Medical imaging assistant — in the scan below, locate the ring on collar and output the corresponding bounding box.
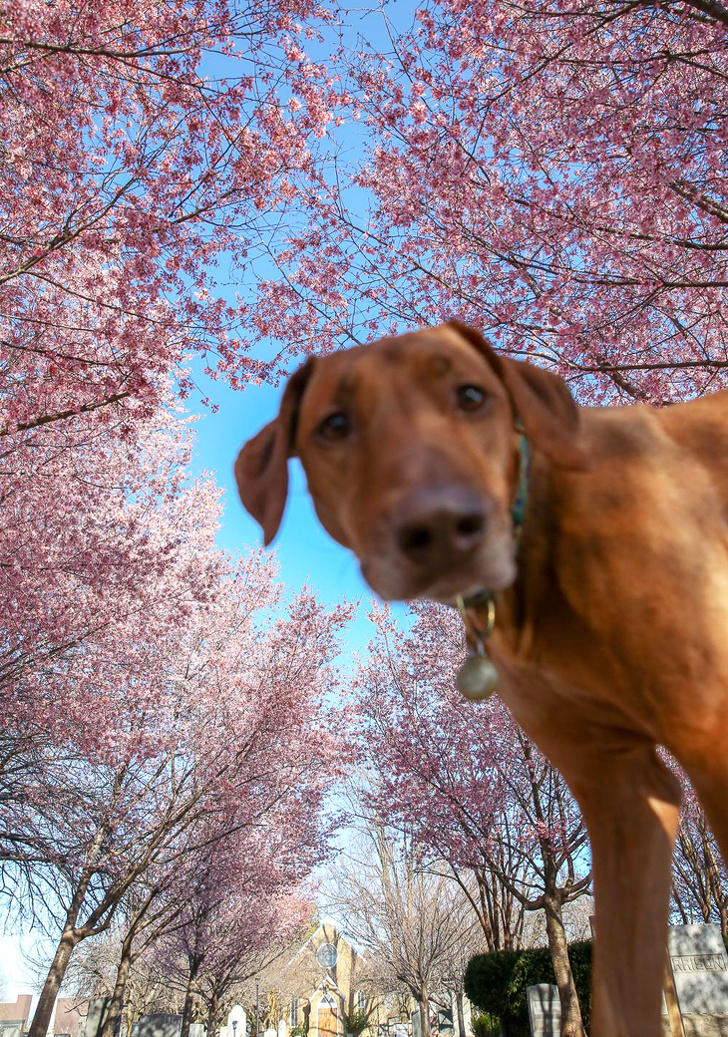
[456,592,495,654]
[453,430,531,701]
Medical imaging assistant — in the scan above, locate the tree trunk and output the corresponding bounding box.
[455,988,466,1037]
[29,815,115,1037]
[100,933,134,1037]
[206,990,220,1037]
[28,928,79,1037]
[543,896,585,1037]
[417,996,431,1037]
[180,968,199,1037]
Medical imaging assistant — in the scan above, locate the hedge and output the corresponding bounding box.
[464,942,593,1037]
[466,931,728,1036]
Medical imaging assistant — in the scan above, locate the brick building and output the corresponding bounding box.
[0,996,87,1037]
[0,996,32,1037]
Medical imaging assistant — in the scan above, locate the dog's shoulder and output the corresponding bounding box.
[656,389,728,474]
[578,390,728,465]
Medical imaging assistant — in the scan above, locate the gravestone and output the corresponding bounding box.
[668,923,728,1019]
[222,1005,246,1037]
[85,1000,111,1037]
[190,1026,206,1037]
[0,1025,21,1037]
[135,1014,183,1037]
[436,1008,453,1037]
[410,1010,421,1037]
[527,985,561,1037]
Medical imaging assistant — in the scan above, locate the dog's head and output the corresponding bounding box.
[235,322,586,603]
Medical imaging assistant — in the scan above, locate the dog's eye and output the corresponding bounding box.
[456,385,487,412]
[317,411,350,440]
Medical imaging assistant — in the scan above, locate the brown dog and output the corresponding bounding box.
[235,321,728,1037]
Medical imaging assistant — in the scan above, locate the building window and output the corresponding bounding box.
[316,944,338,969]
[290,999,299,1028]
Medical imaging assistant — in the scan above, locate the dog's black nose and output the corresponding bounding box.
[394,488,485,565]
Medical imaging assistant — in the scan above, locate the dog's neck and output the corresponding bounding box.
[509,428,532,543]
[458,430,532,640]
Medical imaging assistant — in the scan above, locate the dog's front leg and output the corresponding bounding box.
[563,739,681,1037]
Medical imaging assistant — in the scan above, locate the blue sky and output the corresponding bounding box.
[184,1,421,653]
[188,362,384,655]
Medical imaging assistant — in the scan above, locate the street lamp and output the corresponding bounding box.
[256,980,260,1037]
[233,1021,238,1037]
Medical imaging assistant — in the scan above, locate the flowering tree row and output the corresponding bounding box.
[0,1,351,1024]
[255,0,728,405]
[1,413,349,1037]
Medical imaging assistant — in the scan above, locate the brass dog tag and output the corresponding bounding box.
[457,653,499,701]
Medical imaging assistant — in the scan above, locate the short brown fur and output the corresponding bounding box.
[235,322,728,1037]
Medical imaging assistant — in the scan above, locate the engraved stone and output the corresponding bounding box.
[527,985,561,1037]
[667,924,728,1017]
[135,1014,183,1037]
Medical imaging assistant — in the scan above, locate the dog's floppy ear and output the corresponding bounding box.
[449,320,588,469]
[234,359,315,545]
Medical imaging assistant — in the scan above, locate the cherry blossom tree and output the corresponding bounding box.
[256,0,728,406]
[1,7,347,1033]
[0,402,232,942]
[11,548,346,1037]
[157,832,314,1037]
[0,0,345,848]
[354,604,591,1037]
[0,406,224,766]
[66,868,314,1037]
[0,0,340,441]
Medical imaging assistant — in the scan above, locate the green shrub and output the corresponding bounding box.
[470,1011,499,1037]
[464,941,593,1036]
[344,1010,368,1037]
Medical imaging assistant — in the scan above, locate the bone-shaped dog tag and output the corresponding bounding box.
[457,653,499,701]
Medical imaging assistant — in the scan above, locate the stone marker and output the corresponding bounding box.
[85,1000,111,1037]
[135,1014,183,1037]
[222,1005,246,1037]
[527,985,561,1037]
[667,924,728,1017]
[229,1008,246,1028]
